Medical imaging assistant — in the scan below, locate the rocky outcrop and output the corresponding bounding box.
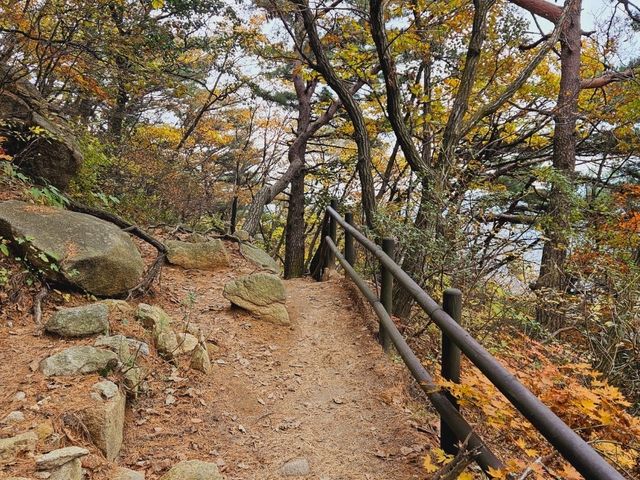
[45,303,109,337]
[166,239,229,270]
[40,346,119,377]
[80,380,125,461]
[0,66,83,189]
[223,273,290,325]
[0,201,144,296]
[240,243,280,274]
[160,460,223,480]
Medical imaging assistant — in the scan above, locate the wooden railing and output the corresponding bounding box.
[313,200,625,480]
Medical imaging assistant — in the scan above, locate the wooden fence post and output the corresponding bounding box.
[326,198,338,270]
[380,237,394,353]
[344,212,355,266]
[441,288,462,455]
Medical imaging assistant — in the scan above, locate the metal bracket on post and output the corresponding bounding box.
[344,212,355,266]
[380,237,394,353]
[441,288,462,455]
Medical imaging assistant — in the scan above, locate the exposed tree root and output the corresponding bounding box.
[32,283,48,324]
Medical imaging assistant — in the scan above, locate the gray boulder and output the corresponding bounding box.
[160,460,223,480]
[0,65,83,189]
[40,346,119,377]
[45,303,109,337]
[166,239,229,270]
[240,243,280,274]
[0,201,144,296]
[223,273,290,325]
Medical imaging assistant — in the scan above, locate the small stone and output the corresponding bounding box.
[154,326,178,358]
[44,303,109,337]
[3,411,25,424]
[101,299,135,322]
[234,230,250,241]
[35,420,55,440]
[175,332,198,355]
[159,460,223,480]
[36,446,89,470]
[113,466,145,480]
[136,304,172,330]
[14,391,26,401]
[190,344,211,373]
[165,394,176,406]
[280,457,311,476]
[0,431,38,465]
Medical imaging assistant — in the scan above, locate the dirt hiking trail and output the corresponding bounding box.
[1,245,432,479]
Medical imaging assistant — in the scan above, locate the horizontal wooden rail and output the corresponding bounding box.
[324,206,625,480]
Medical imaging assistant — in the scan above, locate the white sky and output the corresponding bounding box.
[531,0,639,64]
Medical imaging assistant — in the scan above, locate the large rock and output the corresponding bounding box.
[0,65,83,189]
[40,346,119,377]
[240,243,280,274]
[223,273,290,325]
[0,431,37,465]
[160,460,223,480]
[166,239,229,270]
[0,201,144,296]
[45,303,109,337]
[80,380,125,461]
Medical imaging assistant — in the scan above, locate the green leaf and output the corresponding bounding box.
[37,252,50,263]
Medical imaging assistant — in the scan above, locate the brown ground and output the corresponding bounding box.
[1,241,434,479]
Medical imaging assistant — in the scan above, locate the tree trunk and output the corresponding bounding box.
[295,0,376,228]
[535,0,582,328]
[284,168,306,278]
